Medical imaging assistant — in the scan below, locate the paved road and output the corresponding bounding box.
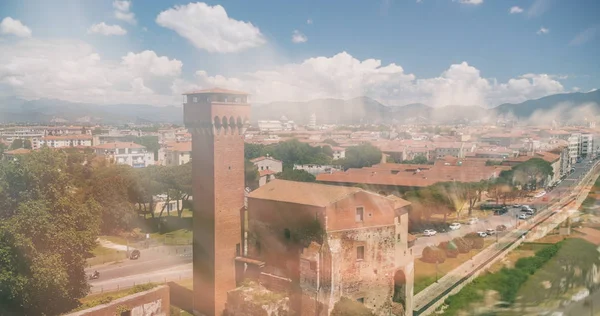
[412,158,596,256]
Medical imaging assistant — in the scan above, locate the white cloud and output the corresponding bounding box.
[570,27,598,46]
[181,52,564,107]
[456,0,483,5]
[156,2,266,53]
[121,50,182,77]
[306,19,313,25]
[292,30,307,43]
[0,41,567,108]
[0,39,181,105]
[527,0,549,18]
[537,27,549,35]
[0,17,32,37]
[113,0,136,25]
[572,87,580,92]
[87,22,127,36]
[509,6,523,14]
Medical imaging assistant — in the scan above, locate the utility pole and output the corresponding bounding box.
[435,260,439,283]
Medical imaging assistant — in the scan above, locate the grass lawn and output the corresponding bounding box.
[73,284,158,312]
[150,228,192,245]
[414,239,494,295]
[173,278,193,290]
[488,246,535,273]
[87,245,126,267]
[100,235,128,245]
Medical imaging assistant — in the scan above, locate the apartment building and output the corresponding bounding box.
[161,142,191,166]
[35,134,93,149]
[94,142,154,168]
[581,133,594,157]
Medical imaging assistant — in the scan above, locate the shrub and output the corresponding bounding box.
[453,237,472,254]
[422,246,446,263]
[438,241,459,258]
[464,233,484,249]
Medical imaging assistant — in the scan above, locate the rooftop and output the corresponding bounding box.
[94,142,145,150]
[165,141,192,152]
[183,87,248,95]
[248,179,362,207]
[3,148,32,155]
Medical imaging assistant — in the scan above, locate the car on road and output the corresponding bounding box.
[449,222,461,230]
[423,229,437,236]
[486,228,496,235]
[467,218,479,225]
[496,224,507,231]
[518,213,530,220]
[513,204,521,208]
[493,208,508,215]
[477,231,488,237]
[129,249,140,260]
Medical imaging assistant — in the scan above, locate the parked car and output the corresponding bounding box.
[477,231,488,237]
[518,213,530,220]
[496,224,507,231]
[521,209,535,216]
[467,218,479,225]
[486,228,496,235]
[493,208,508,215]
[513,204,521,208]
[449,222,461,230]
[534,191,547,198]
[423,229,437,236]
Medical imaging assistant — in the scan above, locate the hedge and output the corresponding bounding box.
[453,237,472,254]
[464,233,484,249]
[438,241,459,258]
[422,246,447,263]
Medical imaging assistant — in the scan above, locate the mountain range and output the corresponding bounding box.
[0,89,598,125]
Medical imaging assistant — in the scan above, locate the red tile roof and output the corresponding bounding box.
[94,142,145,150]
[42,135,92,140]
[165,141,191,152]
[4,148,31,155]
[250,156,282,163]
[259,170,277,176]
[183,87,248,95]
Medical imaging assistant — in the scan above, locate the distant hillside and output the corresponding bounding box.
[494,89,600,118]
[254,97,489,124]
[1,89,598,125]
[0,97,182,124]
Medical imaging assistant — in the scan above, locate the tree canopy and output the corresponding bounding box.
[0,149,100,315]
[244,139,333,168]
[275,169,316,182]
[338,143,382,170]
[9,138,32,150]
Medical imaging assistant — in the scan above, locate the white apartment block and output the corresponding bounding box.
[568,133,581,164]
[94,142,154,168]
[35,135,93,149]
[581,134,594,157]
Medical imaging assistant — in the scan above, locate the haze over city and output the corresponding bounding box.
[1,1,600,316]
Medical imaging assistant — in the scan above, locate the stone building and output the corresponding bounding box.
[240,179,414,316]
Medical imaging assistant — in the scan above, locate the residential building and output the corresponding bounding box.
[581,133,594,157]
[258,120,284,132]
[36,134,93,149]
[568,133,581,164]
[162,142,192,166]
[332,146,346,160]
[94,142,154,168]
[251,155,283,187]
[242,179,414,316]
[294,164,342,176]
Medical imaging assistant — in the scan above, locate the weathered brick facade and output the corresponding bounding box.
[183,89,250,316]
[242,180,414,316]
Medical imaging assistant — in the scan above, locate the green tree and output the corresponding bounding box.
[339,143,382,170]
[512,158,554,187]
[275,169,316,182]
[400,155,429,164]
[244,143,266,160]
[9,138,32,150]
[0,149,100,315]
[322,138,339,146]
[245,159,260,190]
[0,142,6,154]
[122,135,160,160]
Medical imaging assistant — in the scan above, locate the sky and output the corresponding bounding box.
[0,0,598,108]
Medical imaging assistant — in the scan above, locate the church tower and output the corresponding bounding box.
[183,88,250,316]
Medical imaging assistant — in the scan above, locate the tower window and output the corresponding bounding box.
[355,207,364,222]
[357,246,365,260]
[357,298,364,304]
[284,228,291,240]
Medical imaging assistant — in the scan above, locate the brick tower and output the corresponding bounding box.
[183,88,250,316]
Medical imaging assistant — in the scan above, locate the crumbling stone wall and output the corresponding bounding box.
[65,285,169,316]
[225,282,290,316]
